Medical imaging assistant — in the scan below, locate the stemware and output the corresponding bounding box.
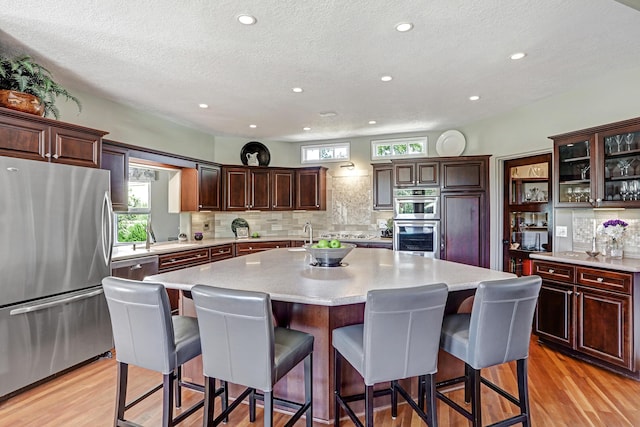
[566,187,573,202]
[579,165,590,180]
[615,134,624,152]
[625,133,635,151]
[585,140,590,157]
[620,181,629,201]
[618,159,633,176]
[606,137,614,154]
[629,180,638,201]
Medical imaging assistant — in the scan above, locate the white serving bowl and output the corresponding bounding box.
[303,243,356,267]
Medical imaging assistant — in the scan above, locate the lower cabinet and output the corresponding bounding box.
[533,260,635,373]
[235,240,291,256]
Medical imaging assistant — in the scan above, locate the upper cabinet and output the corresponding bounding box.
[440,158,486,191]
[101,142,129,211]
[295,167,326,210]
[271,168,295,210]
[223,166,271,211]
[181,164,221,211]
[393,160,439,187]
[551,116,640,208]
[0,107,106,168]
[372,163,393,210]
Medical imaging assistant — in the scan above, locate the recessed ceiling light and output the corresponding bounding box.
[395,22,413,32]
[303,127,311,131]
[368,120,377,125]
[469,95,480,101]
[319,111,337,118]
[249,124,257,128]
[292,87,304,93]
[380,75,393,82]
[510,52,526,60]
[237,14,257,25]
[198,103,209,109]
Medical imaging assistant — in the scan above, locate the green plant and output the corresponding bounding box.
[0,54,81,119]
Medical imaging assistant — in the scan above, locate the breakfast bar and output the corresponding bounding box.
[146,247,516,422]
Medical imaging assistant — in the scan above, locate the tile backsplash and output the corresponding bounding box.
[564,209,640,258]
[188,172,393,241]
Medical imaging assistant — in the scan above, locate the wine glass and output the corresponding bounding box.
[626,133,634,151]
[566,187,573,202]
[615,134,624,152]
[585,140,590,156]
[618,159,633,176]
[620,181,629,201]
[579,165,590,180]
[606,137,614,154]
[630,180,638,201]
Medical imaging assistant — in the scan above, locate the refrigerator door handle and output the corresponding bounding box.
[9,288,104,316]
[102,191,114,267]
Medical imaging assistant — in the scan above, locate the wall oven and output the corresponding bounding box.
[393,188,440,257]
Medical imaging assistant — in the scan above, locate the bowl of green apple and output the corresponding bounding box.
[303,239,356,267]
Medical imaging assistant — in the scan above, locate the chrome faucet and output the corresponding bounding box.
[303,221,313,246]
[145,217,156,250]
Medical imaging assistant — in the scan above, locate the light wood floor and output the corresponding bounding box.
[1,339,640,426]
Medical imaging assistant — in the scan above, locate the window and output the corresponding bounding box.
[115,181,151,244]
[301,142,350,164]
[371,137,427,160]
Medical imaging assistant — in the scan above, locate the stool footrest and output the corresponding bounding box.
[124,383,163,411]
[480,377,520,407]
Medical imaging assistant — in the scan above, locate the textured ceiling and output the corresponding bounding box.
[1,1,640,142]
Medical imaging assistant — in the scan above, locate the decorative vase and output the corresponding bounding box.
[0,90,44,116]
[609,238,624,259]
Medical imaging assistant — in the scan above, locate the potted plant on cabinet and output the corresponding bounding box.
[0,54,81,119]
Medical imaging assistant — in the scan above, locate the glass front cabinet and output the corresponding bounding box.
[551,117,640,208]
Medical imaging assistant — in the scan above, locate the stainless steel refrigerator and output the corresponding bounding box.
[0,156,114,399]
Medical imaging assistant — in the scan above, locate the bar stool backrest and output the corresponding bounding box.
[102,277,176,374]
[363,283,448,385]
[191,285,275,391]
[467,275,542,369]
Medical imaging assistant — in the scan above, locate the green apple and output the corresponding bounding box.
[317,239,330,248]
[311,244,319,248]
[251,232,260,238]
[329,239,342,248]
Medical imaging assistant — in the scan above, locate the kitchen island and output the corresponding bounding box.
[146,247,515,422]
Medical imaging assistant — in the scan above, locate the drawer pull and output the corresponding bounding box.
[548,269,555,274]
[196,254,202,258]
[130,264,142,270]
[218,249,225,253]
[596,277,604,282]
[276,245,280,248]
[170,258,177,262]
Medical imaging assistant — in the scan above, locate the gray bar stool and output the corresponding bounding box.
[436,275,542,427]
[332,283,449,427]
[190,285,314,427]
[102,277,225,427]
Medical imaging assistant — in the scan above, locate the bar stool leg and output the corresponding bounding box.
[203,376,216,426]
[425,373,437,427]
[115,362,128,427]
[517,359,531,427]
[334,349,342,426]
[391,380,398,419]
[305,354,313,427]
[470,367,481,427]
[162,372,175,427]
[249,389,256,422]
[175,366,182,408]
[418,375,425,411]
[264,390,274,427]
[365,385,374,427]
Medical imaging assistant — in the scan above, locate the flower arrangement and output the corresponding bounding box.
[598,219,628,242]
[598,219,628,258]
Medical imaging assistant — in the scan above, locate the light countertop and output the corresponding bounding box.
[111,236,392,261]
[144,247,515,306]
[530,251,640,273]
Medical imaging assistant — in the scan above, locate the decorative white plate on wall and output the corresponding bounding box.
[436,130,466,157]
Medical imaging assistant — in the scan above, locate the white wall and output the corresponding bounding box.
[55,87,216,161]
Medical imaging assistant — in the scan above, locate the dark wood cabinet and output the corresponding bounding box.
[551,116,640,208]
[533,260,636,374]
[180,164,222,211]
[158,248,211,272]
[372,163,393,210]
[209,243,234,262]
[295,167,327,210]
[0,107,106,167]
[440,158,486,191]
[441,191,488,267]
[271,168,295,210]
[101,143,129,211]
[223,166,271,211]
[393,160,438,187]
[235,240,291,256]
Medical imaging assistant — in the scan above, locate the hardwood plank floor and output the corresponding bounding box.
[1,339,639,426]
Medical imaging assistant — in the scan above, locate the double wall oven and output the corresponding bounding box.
[393,188,440,257]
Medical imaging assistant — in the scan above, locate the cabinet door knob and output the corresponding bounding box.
[44,152,52,158]
[575,292,581,296]
[199,204,203,208]
[52,154,59,159]
[567,290,573,295]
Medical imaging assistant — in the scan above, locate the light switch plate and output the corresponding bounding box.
[203,222,210,231]
[377,220,387,229]
[555,226,568,237]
